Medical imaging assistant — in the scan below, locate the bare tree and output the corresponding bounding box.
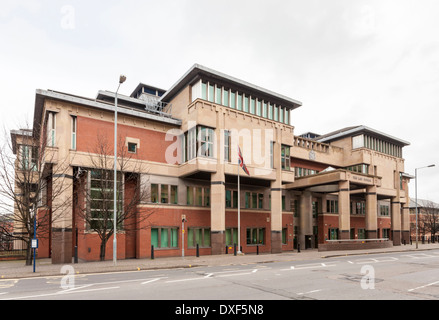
[74,133,152,261]
[419,200,439,241]
[0,121,72,265]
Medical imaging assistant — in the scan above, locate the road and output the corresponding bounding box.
[1,250,438,301]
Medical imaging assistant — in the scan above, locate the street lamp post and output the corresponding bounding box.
[113,75,126,266]
[415,164,435,249]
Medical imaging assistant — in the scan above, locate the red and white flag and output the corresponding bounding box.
[238,146,250,176]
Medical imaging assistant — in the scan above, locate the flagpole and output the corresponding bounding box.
[237,152,241,254]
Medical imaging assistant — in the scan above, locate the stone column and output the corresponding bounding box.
[391,197,402,246]
[210,173,225,255]
[299,191,313,249]
[338,180,350,240]
[365,185,378,239]
[270,129,282,253]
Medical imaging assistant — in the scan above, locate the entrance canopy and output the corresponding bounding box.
[284,169,381,192]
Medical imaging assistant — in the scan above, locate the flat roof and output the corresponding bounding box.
[160,64,303,110]
[32,89,182,137]
[316,125,410,147]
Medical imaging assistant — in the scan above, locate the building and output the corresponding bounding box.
[11,64,413,264]
[409,199,439,242]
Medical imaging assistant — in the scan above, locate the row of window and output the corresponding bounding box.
[192,80,292,125]
[327,228,391,240]
[352,134,403,158]
[151,227,267,249]
[294,167,319,178]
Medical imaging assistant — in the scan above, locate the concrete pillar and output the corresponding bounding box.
[401,203,410,244]
[50,107,74,264]
[299,191,313,249]
[391,197,401,246]
[338,180,350,240]
[210,172,225,255]
[365,185,378,239]
[270,129,282,253]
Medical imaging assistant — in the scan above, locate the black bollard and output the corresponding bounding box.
[298,243,301,253]
[234,243,237,256]
[151,245,154,260]
[256,245,259,255]
[225,245,228,254]
[196,244,200,257]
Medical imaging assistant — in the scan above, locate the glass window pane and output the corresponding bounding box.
[223,90,229,107]
[230,92,236,109]
[225,190,232,208]
[170,185,178,204]
[204,187,210,207]
[268,104,273,120]
[225,229,231,246]
[256,101,261,116]
[187,187,193,205]
[151,184,158,203]
[201,82,207,100]
[188,228,193,247]
[244,96,249,112]
[252,193,257,209]
[263,103,267,118]
[196,187,203,206]
[259,228,265,244]
[161,184,169,204]
[171,228,178,248]
[208,84,214,102]
[274,106,278,121]
[151,229,159,248]
[216,86,222,104]
[250,98,255,114]
[237,94,242,110]
[161,228,168,248]
[233,191,238,208]
[204,229,210,247]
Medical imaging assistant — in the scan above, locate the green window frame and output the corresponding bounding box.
[151,227,179,249]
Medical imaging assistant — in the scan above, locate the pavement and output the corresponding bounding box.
[1,243,439,280]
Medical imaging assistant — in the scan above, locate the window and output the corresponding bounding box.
[151,227,178,249]
[201,82,207,100]
[198,126,214,158]
[224,130,231,162]
[268,104,273,120]
[243,192,263,209]
[380,205,390,216]
[354,201,366,215]
[285,109,290,125]
[223,89,229,107]
[312,201,318,218]
[225,190,232,208]
[246,228,265,245]
[279,107,284,123]
[89,170,123,230]
[282,228,288,245]
[250,98,255,114]
[71,116,77,150]
[274,105,278,121]
[170,185,178,204]
[127,142,137,154]
[256,101,262,116]
[243,96,249,112]
[327,200,339,213]
[237,93,243,111]
[188,228,211,247]
[328,228,338,240]
[187,186,210,207]
[263,103,267,118]
[270,141,274,169]
[186,127,196,161]
[208,84,214,102]
[226,228,238,246]
[161,184,169,204]
[47,112,56,147]
[281,145,291,170]
[151,184,159,203]
[358,229,366,240]
[19,145,38,171]
[230,91,236,109]
[215,85,222,104]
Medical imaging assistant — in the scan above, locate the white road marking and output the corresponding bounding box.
[297,289,323,295]
[408,280,439,292]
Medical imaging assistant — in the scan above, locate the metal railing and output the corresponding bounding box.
[0,238,28,257]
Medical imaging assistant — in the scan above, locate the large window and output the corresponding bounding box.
[151,227,178,249]
[185,126,215,161]
[89,170,123,230]
[281,145,291,170]
[188,228,211,248]
[187,186,210,207]
[151,184,178,204]
[47,112,56,147]
[326,200,339,213]
[71,116,77,150]
[225,228,238,246]
[246,228,265,245]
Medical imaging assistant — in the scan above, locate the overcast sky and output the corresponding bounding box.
[1,0,438,203]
